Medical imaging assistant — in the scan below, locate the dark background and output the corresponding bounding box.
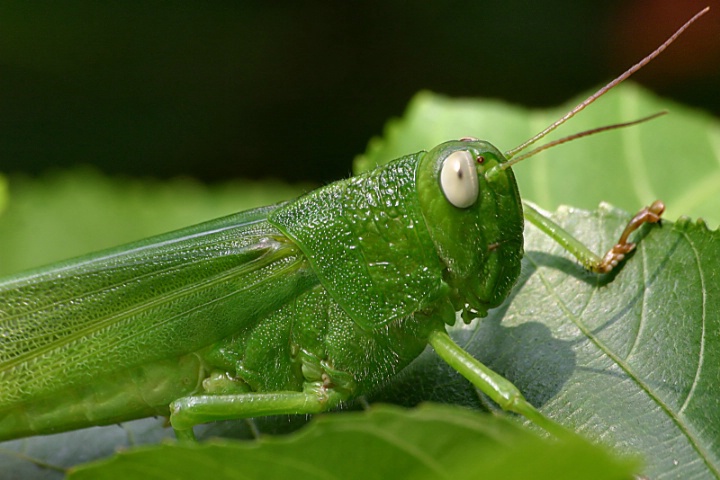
[1,0,718,184]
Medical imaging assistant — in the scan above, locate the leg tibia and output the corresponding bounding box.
[170,382,346,438]
[428,329,571,438]
[522,200,663,274]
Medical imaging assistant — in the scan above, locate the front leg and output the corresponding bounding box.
[522,200,664,274]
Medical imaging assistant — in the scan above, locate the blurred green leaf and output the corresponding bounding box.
[1,85,719,479]
[67,404,637,480]
[0,174,7,215]
[0,169,308,276]
[356,84,720,228]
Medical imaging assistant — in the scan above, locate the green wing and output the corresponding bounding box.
[0,203,318,410]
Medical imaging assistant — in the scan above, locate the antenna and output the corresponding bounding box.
[499,112,667,171]
[503,7,709,161]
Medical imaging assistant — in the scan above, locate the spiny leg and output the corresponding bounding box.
[522,200,664,274]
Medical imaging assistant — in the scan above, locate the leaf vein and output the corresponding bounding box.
[529,223,718,478]
[336,425,450,479]
[626,235,649,360]
[678,231,706,416]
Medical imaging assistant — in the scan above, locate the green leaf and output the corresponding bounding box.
[0,174,8,215]
[355,84,720,228]
[0,169,308,276]
[359,85,720,478]
[373,204,720,479]
[1,85,719,479]
[66,404,637,480]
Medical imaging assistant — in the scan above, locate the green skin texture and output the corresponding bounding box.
[0,139,532,441]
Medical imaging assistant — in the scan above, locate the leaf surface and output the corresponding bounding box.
[356,84,720,228]
[358,85,720,479]
[0,169,308,276]
[372,204,720,479]
[0,85,718,479]
[67,405,637,480]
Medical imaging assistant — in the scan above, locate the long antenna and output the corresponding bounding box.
[499,112,666,171]
[503,7,709,160]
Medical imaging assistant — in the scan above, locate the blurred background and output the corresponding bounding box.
[1,0,718,184]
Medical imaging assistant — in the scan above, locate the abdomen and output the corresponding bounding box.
[0,353,203,440]
[0,207,318,440]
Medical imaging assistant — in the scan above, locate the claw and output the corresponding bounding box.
[596,200,664,273]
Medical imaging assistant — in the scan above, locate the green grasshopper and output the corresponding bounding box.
[0,8,707,443]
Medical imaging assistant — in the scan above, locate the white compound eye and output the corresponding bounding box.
[440,150,478,208]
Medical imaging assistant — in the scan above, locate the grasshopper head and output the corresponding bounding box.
[416,139,524,321]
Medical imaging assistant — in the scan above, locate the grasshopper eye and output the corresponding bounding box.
[440,150,479,208]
